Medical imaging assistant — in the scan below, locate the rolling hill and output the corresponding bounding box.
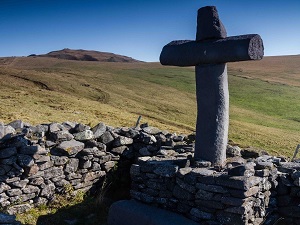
[0,52,299,157]
[29,48,141,63]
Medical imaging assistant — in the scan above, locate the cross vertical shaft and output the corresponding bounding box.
[194,6,229,165]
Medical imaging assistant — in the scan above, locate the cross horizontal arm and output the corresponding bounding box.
[160,34,264,67]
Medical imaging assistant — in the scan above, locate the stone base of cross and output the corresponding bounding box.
[160,6,264,166]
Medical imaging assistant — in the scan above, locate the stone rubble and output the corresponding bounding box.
[1,120,300,225]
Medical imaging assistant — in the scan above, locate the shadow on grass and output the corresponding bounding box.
[36,196,109,225]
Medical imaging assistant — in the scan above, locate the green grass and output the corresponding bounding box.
[0,56,299,156]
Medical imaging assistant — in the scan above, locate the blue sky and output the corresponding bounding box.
[1,0,299,62]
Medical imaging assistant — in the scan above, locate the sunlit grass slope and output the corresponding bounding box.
[0,55,299,156]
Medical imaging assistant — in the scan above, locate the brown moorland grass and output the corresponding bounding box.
[0,55,299,157]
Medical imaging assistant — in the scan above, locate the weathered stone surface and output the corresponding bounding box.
[19,145,47,155]
[0,147,17,159]
[51,156,69,166]
[173,185,194,200]
[111,146,128,155]
[100,131,115,145]
[190,208,213,220]
[92,122,107,139]
[114,136,133,147]
[51,130,74,141]
[17,154,34,167]
[6,188,22,197]
[11,179,29,188]
[196,183,228,194]
[57,140,84,155]
[73,130,94,141]
[191,168,215,177]
[153,164,178,177]
[72,123,90,133]
[40,182,55,199]
[7,203,32,215]
[0,155,17,165]
[0,183,11,193]
[215,175,262,190]
[177,167,192,178]
[103,161,116,172]
[142,126,161,135]
[226,145,241,157]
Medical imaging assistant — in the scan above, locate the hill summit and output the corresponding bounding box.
[29,48,141,63]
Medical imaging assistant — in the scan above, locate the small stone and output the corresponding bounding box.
[177,167,192,178]
[228,165,255,177]
[157,149,177,156]
[72,123,90,133]
[49,123,64,133]
[102,161,116,172]
[92,122,106,139]
[17,154,34,167]
[62,121,77,130]
[9,120,25,130]
[226,145,241,157]
[111,146,128,155]
[190,208,213,220]
[79,160,92,169]
[40,182,55,199]
[190,168,215,177]
[29,177,44,186]
[22,185,40,194]
[113,136,133,146]
[142,126,161,135]
[11,179,29,188]
[153,163,178,177]
[57,140,84,155]
[194,159,212,168]
[73,130,94,141]
[99,131,114,145]
[51,156,69,166]
[196,183,228,194]
[7,203,32,215]
[51,130,74,141]
[140,132,157,144]
[0,147,17,159]
[0,183,11,194]
[6,188,22,197]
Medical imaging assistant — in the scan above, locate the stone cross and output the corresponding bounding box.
[160,6,264,165]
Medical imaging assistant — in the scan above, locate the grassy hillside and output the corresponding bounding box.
[0,55,299,157]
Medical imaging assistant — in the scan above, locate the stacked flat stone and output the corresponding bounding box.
[0,120,188,215]
[276,161,300,225]
[130,150,279,225]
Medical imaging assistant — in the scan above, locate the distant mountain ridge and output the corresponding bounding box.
[29,48,142,63]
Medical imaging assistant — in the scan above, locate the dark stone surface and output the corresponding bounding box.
[196,6,227,41]
[194,63,228,165]
[108,200,199,225]
[160,34,264,66]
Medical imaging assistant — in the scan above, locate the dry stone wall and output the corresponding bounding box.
[1,120,300,225]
